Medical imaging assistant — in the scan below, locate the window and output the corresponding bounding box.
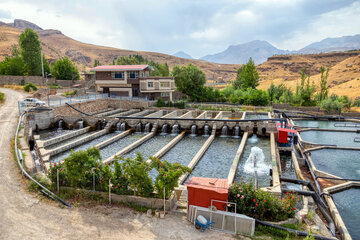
[147,82,154,88]
[140,71,144,78]
[160,82,170,88]
[114,72,123,79]
[161,92,170,97]
[128,71,138,79]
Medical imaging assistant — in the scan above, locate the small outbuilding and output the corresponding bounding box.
[186,177,228,212]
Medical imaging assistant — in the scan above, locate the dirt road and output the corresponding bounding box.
[0,88,235,240]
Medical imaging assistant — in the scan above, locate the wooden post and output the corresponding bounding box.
[108,179,112,204]
[57,169,59,193]
[163,187,166,215]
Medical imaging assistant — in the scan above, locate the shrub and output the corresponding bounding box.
[155,97,165,107]
[20,79,26,86]
[320,98,343,113]
[0,92,4,102]
[150,157,191,198]
[61,90,77,96]
[23,82,37,92]
[228,180,297,221]
[49,83,61,89]
[118,153,154,197]
[353,99,360,107]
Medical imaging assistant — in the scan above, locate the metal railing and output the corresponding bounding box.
[109,94,149,102]
[47,93,109,106]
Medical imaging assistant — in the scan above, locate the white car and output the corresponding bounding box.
[23,98,46,107]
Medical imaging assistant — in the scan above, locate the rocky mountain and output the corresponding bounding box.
[201,40,288,65]
[172,51,193,59]
[298,34,360,54]
[0,19,43,31]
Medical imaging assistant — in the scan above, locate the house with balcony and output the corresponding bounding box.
[92,65,175,101]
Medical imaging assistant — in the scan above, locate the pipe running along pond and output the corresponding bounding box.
[15,112,71,207]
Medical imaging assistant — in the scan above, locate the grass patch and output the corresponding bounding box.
[306,209,315,221]
[253,223,302,240]
[121,201,150,213]
[0,91,5,102]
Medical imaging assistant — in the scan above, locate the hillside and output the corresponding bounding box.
[0,25,239,82]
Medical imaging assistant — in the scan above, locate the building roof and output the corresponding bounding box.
[186,177,228,194]
[91,65,153,72]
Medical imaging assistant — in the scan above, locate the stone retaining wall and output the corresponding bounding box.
[0,75,56,86]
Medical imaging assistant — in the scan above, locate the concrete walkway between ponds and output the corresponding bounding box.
[178,124,217,185]
[108,109,140,118]
[36,126,91,148]
[151,130,186,160]
[41,129,108,158]
[95,129,133,149]
[227,132,248,185]
[103,125,158,165]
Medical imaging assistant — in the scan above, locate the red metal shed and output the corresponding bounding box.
[186,177,228,211]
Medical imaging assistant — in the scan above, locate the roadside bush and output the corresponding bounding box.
[155,97,165,107]
[174,100,185,109]
[0,92,4,102]
[23,82,38,92]
[150,157,191,198]
[61,90,77,96]
[228,180,297,221]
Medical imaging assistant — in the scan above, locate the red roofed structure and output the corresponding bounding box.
[186,177,229,212]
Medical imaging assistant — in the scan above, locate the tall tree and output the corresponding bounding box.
[233,57,259,90]
[93,59,100,67]
[18,28,42,76]
[171,64,206,98]
[319,66,329,102]
[51,57,80,80]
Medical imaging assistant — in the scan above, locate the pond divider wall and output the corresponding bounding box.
[95,129,133,149]
[96,108,125,117]
[227,132,249,185]
[108,109,140,118]
[37,126,91,148]
[103,124,158,165]
[40,129,108,157]
[151,130,187,160]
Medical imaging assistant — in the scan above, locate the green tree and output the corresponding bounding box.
[233,58,259,90]
[171,64,206,99]
[319,66,329,102]
[93,59,100,67]
[18,28,42,76]
[51,57,80,80]
[0,56,25,75]
[297,69,316,106]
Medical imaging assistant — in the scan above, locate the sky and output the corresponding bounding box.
[0,0,359,58]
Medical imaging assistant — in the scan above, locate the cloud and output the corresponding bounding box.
[0,0,359,58]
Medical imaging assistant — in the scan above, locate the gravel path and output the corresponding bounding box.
[0,88,236,240]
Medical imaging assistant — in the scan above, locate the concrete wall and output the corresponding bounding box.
[53,99,109,116]
[0,75,55,86]
[108,99,149,109]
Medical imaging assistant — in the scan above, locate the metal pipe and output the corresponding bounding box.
[65,103,92,116]
[316,175,360,182]
[15,112,71,207]
[255,219,336,240]
[281,188,335,236]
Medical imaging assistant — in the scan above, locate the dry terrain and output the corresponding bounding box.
[1,25,359,98]
[0,88,236,240]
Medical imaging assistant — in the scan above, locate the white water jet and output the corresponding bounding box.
[244,146,270,176]
[248,134,259,144]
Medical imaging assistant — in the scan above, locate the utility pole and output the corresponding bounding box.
[41,52,44,78]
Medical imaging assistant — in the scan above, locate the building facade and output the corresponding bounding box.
[92,65,175,101]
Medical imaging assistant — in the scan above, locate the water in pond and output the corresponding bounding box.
[300,131,360,147]
[245,113,269,120]
[37,129,73,141]
[294,120,360,130]
[100,133,145,160]
[45,131,94,150]
[123,134,174,160]
[50,132,119,162]
[234,136,271,187]
[332,188,360,239]
[280,154,302,190]
[162,135,208,166]
[186,137,240,182]
[309,149,360,179]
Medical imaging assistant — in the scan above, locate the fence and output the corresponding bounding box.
[47,93,109,107]
[109,94,149,102]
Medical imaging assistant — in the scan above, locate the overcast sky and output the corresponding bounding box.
[0,0,359,58]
